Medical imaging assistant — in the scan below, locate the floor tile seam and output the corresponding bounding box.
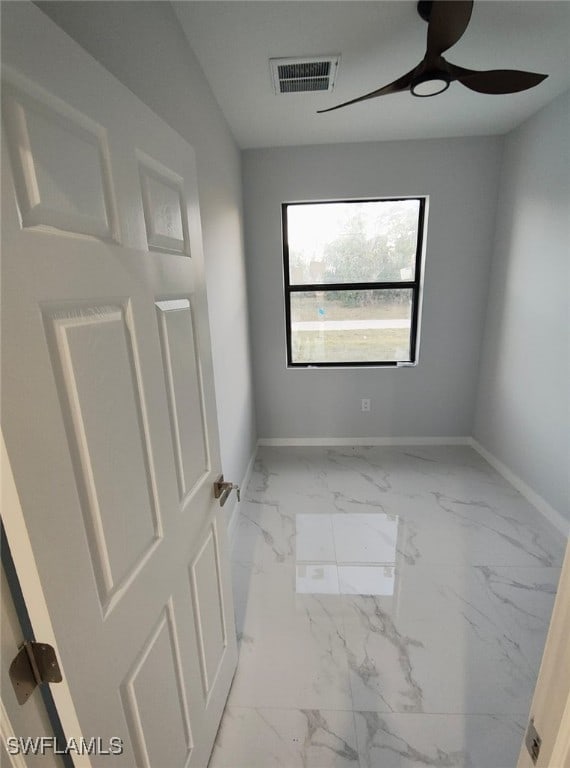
[250,561,565,570]
[232,556,295,574]
[352,708,529,716]
[222,704,529,716]
[338,607,359,719]
[390,559,560,566]
[397,561,563,567]
[220,704,361,713]
[397,563,562,569]
[350,708,365,768]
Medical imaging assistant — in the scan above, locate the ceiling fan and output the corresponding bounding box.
[318,0,547,113]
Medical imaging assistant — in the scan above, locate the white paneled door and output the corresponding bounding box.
[1,4,237,767]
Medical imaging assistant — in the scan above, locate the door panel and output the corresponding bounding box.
[155,299,209,503]
[1,4,237,767]
[42,302,163,615]
[2,81,118,240]
[121,603,194,768]
[138,156,189,255]
[190,522,229,701]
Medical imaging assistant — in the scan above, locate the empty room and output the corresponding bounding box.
[1,2,569,767]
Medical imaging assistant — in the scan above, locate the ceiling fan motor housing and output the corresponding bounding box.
[417,1,434,23]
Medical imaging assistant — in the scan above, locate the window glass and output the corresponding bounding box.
[283,198,425,367]
[287,199,420,285]
[290,289,413,364]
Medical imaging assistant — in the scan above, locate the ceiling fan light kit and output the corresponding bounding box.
[318,0,547,114]
[411,74,450,97]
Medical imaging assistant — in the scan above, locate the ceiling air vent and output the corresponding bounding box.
[270,56,340,94]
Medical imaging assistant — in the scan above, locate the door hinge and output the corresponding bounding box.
[213,475,240,507]
[9,641,62,705]
[525,717,542,765]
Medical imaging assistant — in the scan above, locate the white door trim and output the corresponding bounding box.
[517,540,570,767]
[549,690,570,767]
[0,698,27,768]
[1,431,92,768]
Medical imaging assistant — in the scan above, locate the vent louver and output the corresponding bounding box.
[270,56,340,94]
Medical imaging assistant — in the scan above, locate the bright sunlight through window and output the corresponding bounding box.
[282,198,426,367]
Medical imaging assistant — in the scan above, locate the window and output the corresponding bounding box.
[282,198,426,367]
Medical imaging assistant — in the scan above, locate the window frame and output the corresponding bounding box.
[282,197,427,368]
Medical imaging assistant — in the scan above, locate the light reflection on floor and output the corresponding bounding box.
[296,513,397,596]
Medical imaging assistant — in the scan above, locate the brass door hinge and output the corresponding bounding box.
[525,717,542,765]
[213,475,240,507]
[9,641,62,705]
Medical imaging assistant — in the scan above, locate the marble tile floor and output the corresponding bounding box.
[209,446,564,768]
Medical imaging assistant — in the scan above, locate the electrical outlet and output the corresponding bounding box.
[361,398,371,412]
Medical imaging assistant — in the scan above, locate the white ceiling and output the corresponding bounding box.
[172,1,570,149]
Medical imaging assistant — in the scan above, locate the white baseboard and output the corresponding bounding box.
[232,436,569,542]
[227,447,257,548]
[470,438,570,539]
[257,436,471,447]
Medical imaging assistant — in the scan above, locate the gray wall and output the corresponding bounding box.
[36,2,257,499]
[474,91,570,521]
[243,138,502,439]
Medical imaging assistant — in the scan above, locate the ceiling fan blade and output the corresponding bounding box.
[427,1,474,56]
[317,66,418,113]
[450,64,548,94]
